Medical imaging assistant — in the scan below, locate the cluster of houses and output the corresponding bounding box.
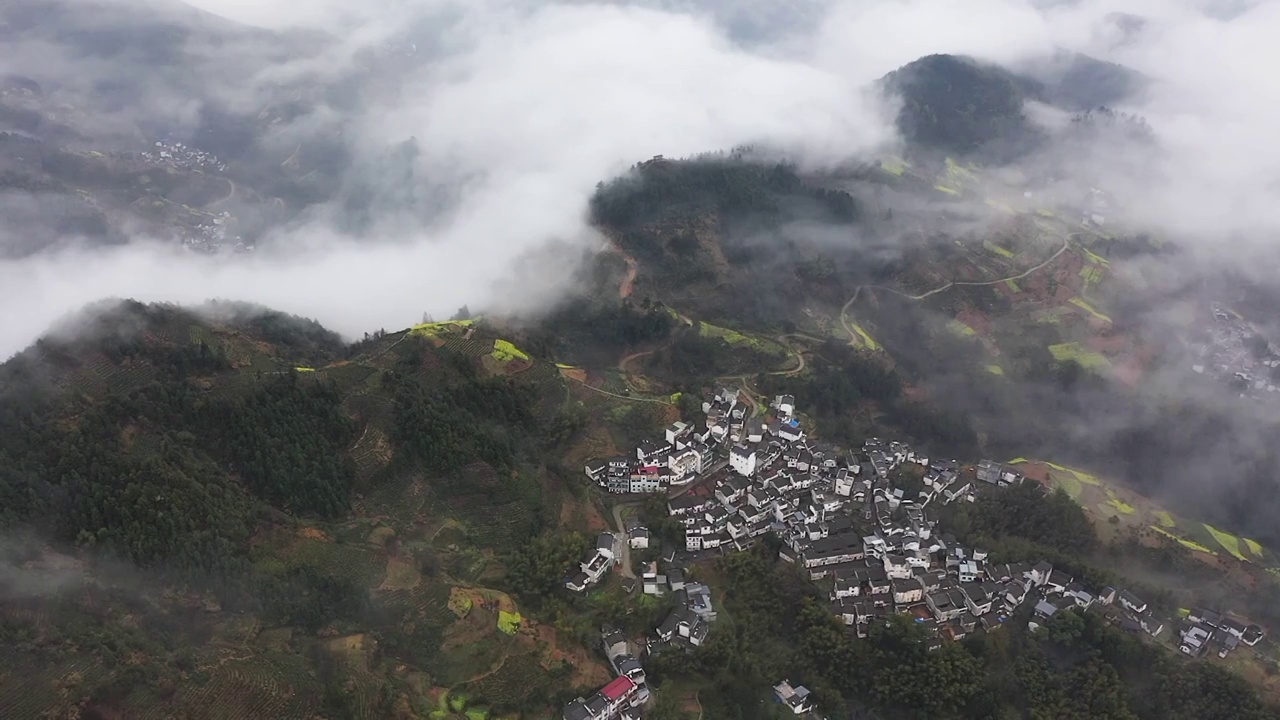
[649,575,716,652]
[1178,607,1266,659]
[568,387,1267,718]
[562,674,644,720]
[584,386,760,495]
[142,140,227,172]
[562,629,653,720]
[665,389,979,560]
[657,390,1197,647]
[1191,302,1280,401]
[560,626,652,720]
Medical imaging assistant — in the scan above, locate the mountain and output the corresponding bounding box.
[0,299,617,719]
[2,282,1277,719]
[882,54,1046,161]
[1023,51,1149,111]
[880,52,1146,162]
[0,0,416,256]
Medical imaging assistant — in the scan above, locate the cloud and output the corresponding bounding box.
[2,0,1280,360]
[0,0,896,358]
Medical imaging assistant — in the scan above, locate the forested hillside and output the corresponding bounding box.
[0,301,604,719]
[881,54,1043,161]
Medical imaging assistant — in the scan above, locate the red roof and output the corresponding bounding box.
[600,675,636,701]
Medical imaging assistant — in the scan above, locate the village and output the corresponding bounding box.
[565,385,1266,720]
[141,139,227,173]
[1191,302,1280,402]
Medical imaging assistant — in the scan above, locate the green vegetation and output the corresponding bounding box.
[1152,526,1215,554]
[213,374,356,516]
[944,156,980,184]
[1154,510,1176,528]
[947,319,977,336]
[1204,524,1248,561]
[880,156,908,175]
[1246,538,1266,557]
[0,300,596,719]
[849,321,881,351]
[1069,296,1113,323]
[410,319,475,339]
[985,364,1005,376]
[699,321,786,356]
[1082,246,1112,266]
[884,54,1041,159]
[1080,264,1106,288]
[762,339,977,456]
[590,152,858,229]
[1048,342,1110,370]
[491,339,530,363]
[1106,491,1137,515]
[497,611,521,635]
[1054,473,1085,500]
[526,299,676,366]
[983,239,1015,258]
[986,198,1016,215]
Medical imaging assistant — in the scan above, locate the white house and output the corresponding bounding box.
[665,421,691,445]
[773,395,796,418]
[730,444,758,477]
[668,448,703,479]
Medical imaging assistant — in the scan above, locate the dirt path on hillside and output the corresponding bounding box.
[603,237,639,299]
[620,348,658,376]
[567,376,674,405]
[206,177,235,209]
[840,234,1073,346]
[768,337,806,376]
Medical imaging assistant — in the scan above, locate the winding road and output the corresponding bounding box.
[207,176,235,209]
[840,233,1074,346]
[610,503,638,582]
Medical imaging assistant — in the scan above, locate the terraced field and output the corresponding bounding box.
[1068,297,1112,324]
[1152,526,1215,554]
[461,650,558,715]
[1013,459,1277,567]
[323,635,388,720]
[441,336,491,359]
[286,539,387,589]
[160,653,320,720]
[699,321,787,357]
[0,654,105,720]
[1048,342,1110,370]
[319,362,379,390]
[380,582,456,670]
[350,424,393,482]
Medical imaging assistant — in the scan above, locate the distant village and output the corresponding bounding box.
[1192,302,1280,401]
[567,384,1266,720]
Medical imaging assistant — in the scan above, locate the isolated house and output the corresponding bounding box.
[773,680,814,715]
